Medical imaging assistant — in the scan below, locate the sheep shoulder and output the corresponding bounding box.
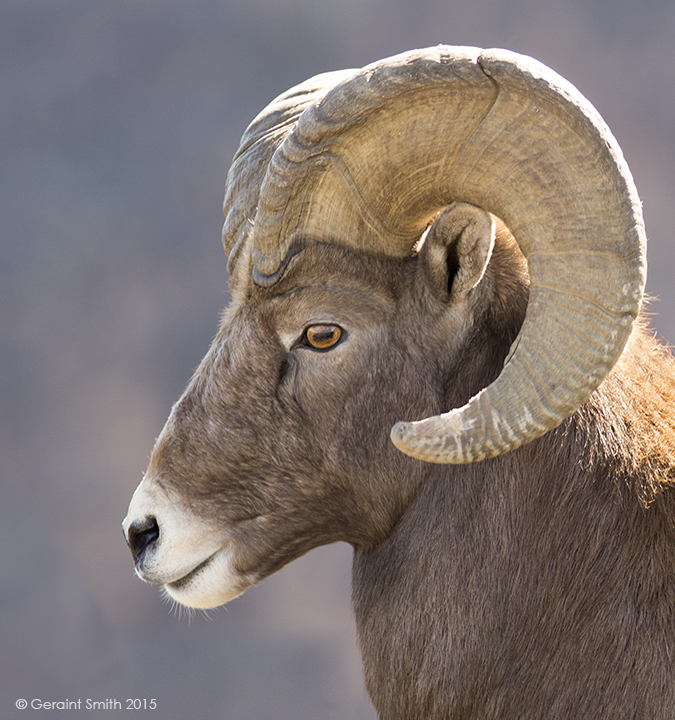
[353,322,675,720]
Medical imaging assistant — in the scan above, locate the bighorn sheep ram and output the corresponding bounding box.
[124,46,675,717]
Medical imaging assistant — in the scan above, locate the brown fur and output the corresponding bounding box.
[147,223,675,718]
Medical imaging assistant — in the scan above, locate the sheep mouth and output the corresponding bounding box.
[165,549,223,590]
[161,543,249,609]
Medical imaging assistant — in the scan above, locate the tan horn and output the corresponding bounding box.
[238,46,647,463]
[222,68,357,275]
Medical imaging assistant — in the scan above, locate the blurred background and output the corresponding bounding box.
[2,0,674,717]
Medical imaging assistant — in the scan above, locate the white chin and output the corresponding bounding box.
[162,546,251,609]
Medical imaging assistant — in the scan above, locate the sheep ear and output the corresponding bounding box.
[419,202,495,302]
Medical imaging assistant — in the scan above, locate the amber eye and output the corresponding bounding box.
[303,324,343,350]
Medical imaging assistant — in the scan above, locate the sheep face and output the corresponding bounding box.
[124,216,528,609]
[125,243,429,608]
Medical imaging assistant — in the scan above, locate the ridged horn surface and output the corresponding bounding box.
[234,46,647,463]
[222,69,356,275]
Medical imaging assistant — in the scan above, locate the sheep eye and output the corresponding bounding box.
[303,324,343,350]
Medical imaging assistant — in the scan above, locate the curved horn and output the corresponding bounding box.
[237,46,647,463]
[222,68,357,274]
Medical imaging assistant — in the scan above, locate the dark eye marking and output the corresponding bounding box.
[278,358,290,385]
[302,324,343,351]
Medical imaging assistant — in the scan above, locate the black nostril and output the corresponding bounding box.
[126,517,160,562]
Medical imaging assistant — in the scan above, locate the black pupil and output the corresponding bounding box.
[308,326,340,348]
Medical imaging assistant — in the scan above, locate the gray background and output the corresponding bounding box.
[2,0,675,717]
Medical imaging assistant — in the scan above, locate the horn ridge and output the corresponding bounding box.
[224,46,646,463]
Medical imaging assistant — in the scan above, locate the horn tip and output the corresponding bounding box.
[390,416,469,464]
